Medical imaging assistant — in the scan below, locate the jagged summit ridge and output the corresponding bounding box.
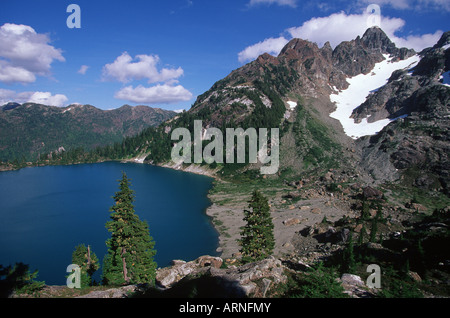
[189,27,422,133]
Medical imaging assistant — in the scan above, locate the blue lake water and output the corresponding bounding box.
[0,162,218,285]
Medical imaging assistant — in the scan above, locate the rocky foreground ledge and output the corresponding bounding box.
[13,255,376,298]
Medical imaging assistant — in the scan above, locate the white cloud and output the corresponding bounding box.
[0,61,36,83]
[390,31,443,51]
[114,84,193,104]
[0,23,64,84]
[102,52,184,84]
[238,11,443,63]
[248,0,297,7]
[27,92,68,107]
[77,65,89,75]
[104,52,192,105]
[287,12,442,51]
[238,37,289,63]
[0,88,68,107]
[287,12,409,48]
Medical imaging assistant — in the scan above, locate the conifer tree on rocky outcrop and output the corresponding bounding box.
[342,230,356,274]
[102,172,157,285]
[71,244,99,287]
[239,190,274,263]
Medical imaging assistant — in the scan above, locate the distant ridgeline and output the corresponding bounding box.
[0,103,176,162]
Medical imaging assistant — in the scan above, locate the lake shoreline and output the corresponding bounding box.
[123,158,243,260]
[1,156,239,262]
[0,161,219,285]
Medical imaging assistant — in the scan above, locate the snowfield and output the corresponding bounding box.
[287,101,297,109]
[329,54,421,139]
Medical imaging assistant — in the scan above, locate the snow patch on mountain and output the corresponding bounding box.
[329,54,421,139]
[287,101,297,109]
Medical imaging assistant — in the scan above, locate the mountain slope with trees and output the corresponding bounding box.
[0,103,176,162]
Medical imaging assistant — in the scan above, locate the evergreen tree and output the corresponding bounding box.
[370,218,378,243]
[361,198,370,221]
[342,230,356,273]
[71,244,99,287]
[376,204,384,222]
[358,225,366,246]
[0,263,45,297]
[239,190,274,263]
[102,172,157,286]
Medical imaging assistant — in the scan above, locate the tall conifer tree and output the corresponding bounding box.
[71,244,99,287]
[239,190,274,263]
[102,172,157,285]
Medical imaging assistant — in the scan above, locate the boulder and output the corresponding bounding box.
[363,186,384,200]
[283,218,301,226]
[284,192,301,199]
[322,171,334,181]
[354,223,363,233]
[156,261,198,288]
[405,202,427,212]
[339,274,375,298]
[311,208,321,214]
[156,255,223,288]
[340,274,365,287]
[340,228,350,242]
[364,186,383,199]
[299,225,315,237]
[207,257,287,297]
[408,271,422,283]
[197,255,223,268]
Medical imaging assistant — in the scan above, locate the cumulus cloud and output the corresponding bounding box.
[104,52,193,105]
[27,91,68,106]
[0,88,68,107]
[0,61,36,83]
[77,65,89,75]
[0,23,64,84]
[286,12,408,48]
[238,37,289,63]
[238,10,443,62]
[248,0,297,7]
[287,11,442,51]
[102,52,184,84]
[390,30,443,51]
[114,84,193,104]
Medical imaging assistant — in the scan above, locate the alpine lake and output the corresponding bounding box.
[0,161,219,285]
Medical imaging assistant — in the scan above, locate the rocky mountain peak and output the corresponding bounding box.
[1,102,20,111]
[279,38,321,62]
[256,52,280,66]
[434,30,450,49]
[320,41,333,62]
[361,26,396,53]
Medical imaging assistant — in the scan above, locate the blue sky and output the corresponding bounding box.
[0,0,448,111]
